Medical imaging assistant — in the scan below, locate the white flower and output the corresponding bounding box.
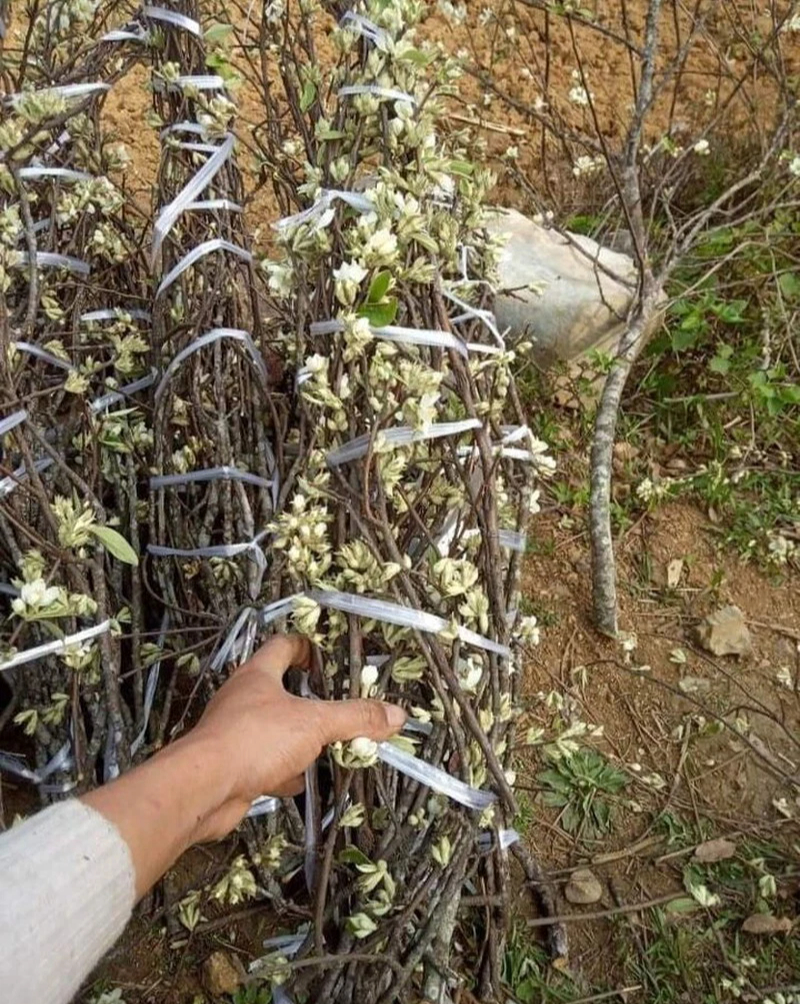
[360,663,379,697]
[437,0,466,24]
[350,736,377,759]
[20,578,61,609]
[333,260,368,306]
[503,146,519,161]
[693,138,711,156]
[782,13,800,31]
[788,155,800,178]
[572,155,604,178]
[528,490,541,515]
[458,656,483,693]
[363,228,398,267]
[517,614,540,646]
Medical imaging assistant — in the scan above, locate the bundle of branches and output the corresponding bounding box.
[245,3,549,1000]
[0,8,152,784]
[146,1,288,720]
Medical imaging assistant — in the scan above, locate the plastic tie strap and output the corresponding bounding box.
[0,620,111,673]
[339,11,387,45]
[377,741,496,810]
[141,4,202,35]
[160,75,226,92]
[307,589,510,658]
[499,529,527,552]
[102,25,149,42]
[130,614,169,755]
[152,133,235,262]
[0,741,73,786]
[81,308,151,323]
[247,794,280,818]
[309,319,468,358]
[150,466,272,490]
[176,141,218,154]
[0,410,27,437]
[326,418,481,467]
[260,595,301,628]
[443,288,505,348]
[6,82,110,105]
[338,84,416,105]
[274,189,374,232]
[148,532,268,600]
[185,198,242,213]
[154,328,266,403]
[210,607,256,673]
[17,167,93,182]
[90,370,157,413]
[155,239,252,298]
[0,457,53,499]
[478,828,520,852]
[16,252,90,276]
[11,341,73,370]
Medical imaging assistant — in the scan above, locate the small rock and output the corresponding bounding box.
[696,605,752,657]
[741,914,794,935]
[202,951,242,997]
[565,868,603,905]
[693,838,736,863]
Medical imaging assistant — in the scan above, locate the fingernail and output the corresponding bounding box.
[383,703,407,731]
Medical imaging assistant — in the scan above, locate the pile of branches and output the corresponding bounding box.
[1,1,554,999]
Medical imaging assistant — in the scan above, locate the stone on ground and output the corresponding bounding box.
[564,868,603,905]
[696,605,753,657]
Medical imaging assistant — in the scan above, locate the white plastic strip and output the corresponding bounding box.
[326,419,481,467]
[274,189,374,232]
[308,590,510,658]
[0,410,27,437]
[0,741,72,784]
[262,933,306,955]
[90,370,157,412]
[141,4,202,35]
[185,198,242,213]
[130,615,169,755]
[443,289,505,348]
[176,141,218,154]
[6,82,110,105]
[0,457,53,499]
[498,530,527,552]
[162,121,206,137]
[338,84,416,104]
[300,673,319,893]
[10,341,72,370]
[155,239,252,298]
[17,167,92,182]
[0,620,111,673]
[210,607,255,673]
[150,466,272,490]
[81,308,152,323]
[161,74,225,92]
[260,594,300,627]
[377,741,496,810]
[147,532,267,563]
[154,327,266,402]
[16,252,90,275]
[152,134,235,261]
[339,10,387,45]
[477,828,520,851]
[247,794,280,818]
[102,26,149,42]
[309,319,468,358]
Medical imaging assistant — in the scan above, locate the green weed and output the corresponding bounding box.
[539,750,628,840]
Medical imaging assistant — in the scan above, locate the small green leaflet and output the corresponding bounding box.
[300,81,317,113]
[357,300,398,326]
[338,845,373,867]
[367,270,392,304]
[89,525,139,566]
[204,22,232,42]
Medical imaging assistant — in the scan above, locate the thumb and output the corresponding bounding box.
[318,698,406,744]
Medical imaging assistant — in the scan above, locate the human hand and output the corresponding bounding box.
[190,634,406,840]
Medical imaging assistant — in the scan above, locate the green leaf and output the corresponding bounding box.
[709,355,731,375]
[448,159,475,178]
[357,299,398,327]
[300,80,317,113]
[338,846,373,867]
[204,22,233,42]
[671,325,700,352]
[89,525,139,566]
[778,271,800,301]
[367,270,392,304]
[665,897,701,916]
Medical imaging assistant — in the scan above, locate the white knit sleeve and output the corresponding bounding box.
[0,799,136,1004]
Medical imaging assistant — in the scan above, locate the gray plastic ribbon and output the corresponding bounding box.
[0,457,53,499]
[141,4,202,35]
[80,308,151,323]
[338,84,416,104]
[326,418,481,466]
[154,328,267,403]
[90,370,157,413]
[155,239,252,298]
[309,319,468,358]
[16,252,90,276]
[377,741,496,810]
[17,167,92,182]
[10,342,72,370]
[150,466,273,490]
[0,620,111,673]
[0,410,27,437]
[152,134,235,262]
